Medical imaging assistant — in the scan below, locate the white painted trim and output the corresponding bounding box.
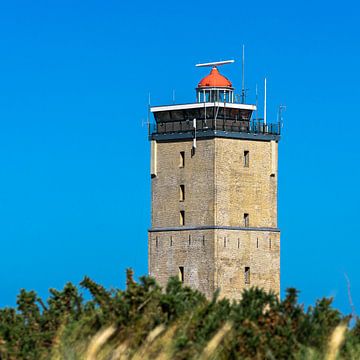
[151,102,256,113]
[150,140,157,177]
[271,140,277,176]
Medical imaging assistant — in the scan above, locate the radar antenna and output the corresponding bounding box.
[195,60,235,67]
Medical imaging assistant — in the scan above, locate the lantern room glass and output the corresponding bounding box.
[197,88,234,103]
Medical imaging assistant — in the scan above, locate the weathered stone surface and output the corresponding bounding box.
[149,137,280,299]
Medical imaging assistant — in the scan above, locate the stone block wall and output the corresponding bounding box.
[214,138,278,228]
[151,139,215,228]
[148,229,216,298]
[149,136,280,299]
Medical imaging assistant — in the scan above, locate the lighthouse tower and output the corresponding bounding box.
[148,61,280,299]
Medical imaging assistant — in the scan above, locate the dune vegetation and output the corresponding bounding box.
[0,269,359,359]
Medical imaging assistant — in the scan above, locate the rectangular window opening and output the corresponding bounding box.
[269,238,272,250]
[224,237,226,248]
[244,213,249,227]
[256,238,259,249]
[245,266,250,285]
[237,238,240,249]
[178,266,184,283]
[244,151,249,167]
[180,185,185,201]
[180,211,185,226]
[155,236,158,248]
[179,151,185,167]
[170,236,173,247]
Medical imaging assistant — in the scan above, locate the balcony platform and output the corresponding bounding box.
[149,119,280,142]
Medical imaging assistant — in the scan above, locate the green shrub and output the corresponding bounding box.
[0,270,358,359]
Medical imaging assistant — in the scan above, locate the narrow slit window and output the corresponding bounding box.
[180,151,185,167]
[178,266,184,283]
[269,238,272,250]
[224,237,226,248]
[170,236,173,246]
[180,211,185,226]
[256,238,259,249]
[180,185,185,201]
[244,213,249,227]
[244,151,249,167]
[155,236,158,248]
[245,267,250,285]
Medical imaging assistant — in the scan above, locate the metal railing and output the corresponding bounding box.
[150,119,280,136]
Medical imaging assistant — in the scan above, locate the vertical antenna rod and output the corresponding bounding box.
[278,105,286,131]
[193,118,197,149]
[147,92,151,136]
[255,83,259,122]
[241,45,245,103]
[264,78,267,126]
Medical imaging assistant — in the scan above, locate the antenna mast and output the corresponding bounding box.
[147,92,151,136]
[241,45,245,103]
[278,105,286,130]
[264,78,267,126]
[255,83,258,122]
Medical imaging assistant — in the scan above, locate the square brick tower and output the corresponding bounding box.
[148,61,280,300]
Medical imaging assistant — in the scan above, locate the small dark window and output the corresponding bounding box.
[203,235,205,246]
[244,151,249,167]
[237,238,240,248]
[170,236,173,246]
[245,267,250,285]
[180,151,185,167]
[269,238,272,250]
[188,234,191,245]
[224,237,226,248]
[180,185,185,201]
[256,238,259,249]
[244,213,249,227]
[180,211,185,226]
[155,236,158,248]
[179,266,184,283]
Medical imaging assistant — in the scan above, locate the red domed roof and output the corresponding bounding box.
[198,67,232,88]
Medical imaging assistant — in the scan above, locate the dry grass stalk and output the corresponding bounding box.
[49,321,69,360]
[198,321,232,360]
[85,325,116,360]
[153,324,178,360]
[344,273,357,321]
[110,342,131,360]
[132,324,166,360]
[325,323,347,360]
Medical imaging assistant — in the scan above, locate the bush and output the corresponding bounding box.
[0,270,358,359]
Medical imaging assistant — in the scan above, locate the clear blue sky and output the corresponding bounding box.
[0,0,359,314]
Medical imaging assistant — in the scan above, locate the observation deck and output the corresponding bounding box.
[149,101,280,142]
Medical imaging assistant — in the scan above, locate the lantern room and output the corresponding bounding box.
[196,66,234,103]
